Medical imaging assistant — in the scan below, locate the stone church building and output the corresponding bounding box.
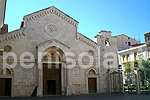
[0,6,121,97]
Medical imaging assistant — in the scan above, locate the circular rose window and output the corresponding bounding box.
[44,23,59,36]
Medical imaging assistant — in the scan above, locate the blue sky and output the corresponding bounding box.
[5,0,150,43]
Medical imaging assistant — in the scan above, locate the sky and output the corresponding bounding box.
[4,0,150,43]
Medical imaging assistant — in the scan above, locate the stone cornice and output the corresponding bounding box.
[23,6,79,27]
[99,30,112,34]
[0,28,25,43]
[77,33,97,49]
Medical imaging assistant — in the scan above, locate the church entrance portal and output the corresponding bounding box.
[43,63,61,95]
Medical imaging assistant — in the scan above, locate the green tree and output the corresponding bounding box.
[140,59,150,86]
[124,62,135,77]
[142,59,150,69]
[124,62,135,85]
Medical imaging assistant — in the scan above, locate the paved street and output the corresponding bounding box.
[0,94,150,100]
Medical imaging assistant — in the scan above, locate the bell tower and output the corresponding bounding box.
[0,0,8,34]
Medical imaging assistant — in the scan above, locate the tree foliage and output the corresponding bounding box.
[140,59,150,85]
[142,59,150,69]
[124,62,135,78]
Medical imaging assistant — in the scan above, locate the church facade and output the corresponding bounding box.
[0,6,121,97]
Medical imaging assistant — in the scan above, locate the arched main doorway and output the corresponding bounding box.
[43,51,62,95]
[41,46,67,95]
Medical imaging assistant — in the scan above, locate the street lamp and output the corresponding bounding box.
[134,61,138,70]
[118,65,122,70]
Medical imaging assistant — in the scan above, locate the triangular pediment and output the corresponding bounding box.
[37,39,70,49]
[23,6,79,27]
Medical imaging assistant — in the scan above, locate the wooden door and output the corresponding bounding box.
[0,79,5,96]
[43,63,61,95]
[88,78,97,93]
[0,78,11,96]
[47,80,56,95]
[5,79,11,96]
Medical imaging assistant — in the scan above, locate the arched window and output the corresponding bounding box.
[105,38,110,46]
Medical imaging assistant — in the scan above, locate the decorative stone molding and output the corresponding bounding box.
[24,6,79,27]
[77,33,97,49]
[37,39,70,49]
[86,67,98,75]
[0,28,25,43]
[0,67,14,75]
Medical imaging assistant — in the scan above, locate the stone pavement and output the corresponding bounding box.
[0,93,150,100]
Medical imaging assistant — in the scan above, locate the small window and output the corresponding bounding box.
[146,36,150,44]
[146,36,149,43]
[128,37,130,40]
[128,42,131,46]
[105,38,110,46]
[148,36,150,40]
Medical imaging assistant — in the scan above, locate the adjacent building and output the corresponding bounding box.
[113,34,140,51]
[118,44,147,64]
[118,43,147,85]
[144,32,150,58]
